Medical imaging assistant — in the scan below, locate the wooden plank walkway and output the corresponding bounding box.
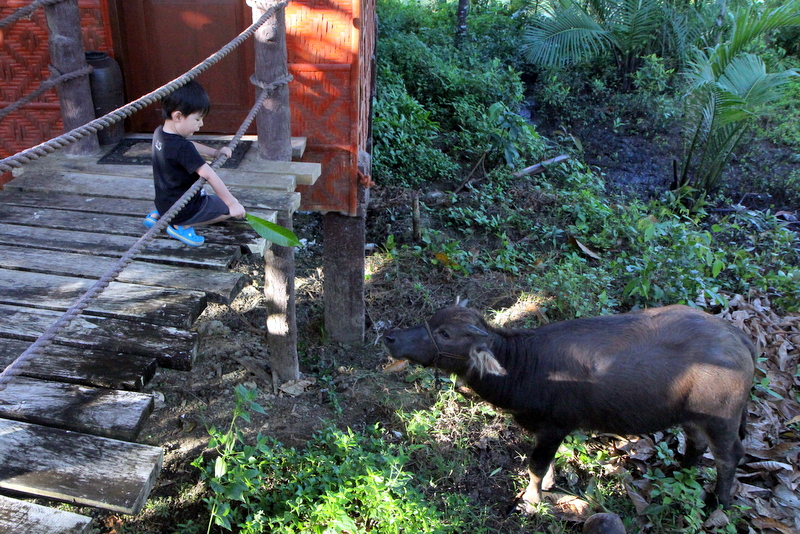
[0,137,320,531]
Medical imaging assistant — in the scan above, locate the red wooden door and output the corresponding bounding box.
[114,0,255,134]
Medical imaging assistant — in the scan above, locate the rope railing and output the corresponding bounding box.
[0,0,65,30]
[0,0,290,174]
[0,64,93,122]
[0,0,292,391]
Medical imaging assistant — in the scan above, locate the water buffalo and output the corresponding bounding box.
[381,303,756,511]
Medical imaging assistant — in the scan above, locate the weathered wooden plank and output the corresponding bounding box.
[0,203,264,247]
[0,419,163,514]
[0,245,249,304]
[226,187,301,214]
[0,304,197,370]
[0,339,157,391]
[5,172,301,213]
[0,377,153,441]
[0,495,92,534]
[10,166,297,194]
[6,170,156,199]
[0,189,155,215]
[0,269,206,327]
[10,135,307,174]
[228,158,321,185]
[0,223,240,270]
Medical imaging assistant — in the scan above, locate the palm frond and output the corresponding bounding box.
[718,53,799,108]
[712,1,800,77]
[608,0,663,55]
[522,3,614,67]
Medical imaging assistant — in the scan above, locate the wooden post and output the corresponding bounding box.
[323,211,366,344]
[322,154,369,344]
[44,0,99,156]
[253,2,293,161]
[251,0,298,385]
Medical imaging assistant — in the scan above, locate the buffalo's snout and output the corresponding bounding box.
[380,324,436,366]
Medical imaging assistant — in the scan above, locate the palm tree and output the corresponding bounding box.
[677,2,800,193]
[522,0,678,85]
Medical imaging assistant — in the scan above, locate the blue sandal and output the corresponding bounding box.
[143,211,160,229]
[167,224,204,246]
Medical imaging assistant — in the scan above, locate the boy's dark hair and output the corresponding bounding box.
[161,80,211,120]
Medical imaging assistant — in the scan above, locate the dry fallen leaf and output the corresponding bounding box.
[383,359,409,373]
[279,378,316,397]
[569,236,601,260]
[751,516,796,534]
[543,491,592,522]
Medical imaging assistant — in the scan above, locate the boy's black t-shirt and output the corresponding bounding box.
[152,126,207,224]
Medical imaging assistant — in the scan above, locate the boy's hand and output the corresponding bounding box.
[215,146,233,159]
[227,201,246,218]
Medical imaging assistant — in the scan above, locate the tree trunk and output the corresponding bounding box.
[251,2,298,386]
[455,0,469,47]
[44,0,99,156]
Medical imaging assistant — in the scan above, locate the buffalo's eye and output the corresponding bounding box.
[438,330,450,340]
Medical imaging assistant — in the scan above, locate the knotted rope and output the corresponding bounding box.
[0,65,93,122]
[0,0,66,30]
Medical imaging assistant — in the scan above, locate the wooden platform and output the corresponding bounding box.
[0,137,320,532]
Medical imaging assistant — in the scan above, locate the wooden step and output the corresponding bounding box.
[0,303,197,370]
[0,223,242,270]
[0,202,265,246]
[0,268,207,327]
[5,172,302,215]
[0,189,278,228]
[0,339,157,391]
[0,245,249,304]
[0,377,153,441]
[0,419,163,515]
[0,495,92,534]
[102,133,308,161]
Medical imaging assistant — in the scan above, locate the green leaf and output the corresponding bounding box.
[712,259,725,277]
[245,214,301,247]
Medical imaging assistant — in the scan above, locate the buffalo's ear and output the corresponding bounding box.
[469,345,507,378]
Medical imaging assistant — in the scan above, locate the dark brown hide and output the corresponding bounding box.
[382,305,756,511]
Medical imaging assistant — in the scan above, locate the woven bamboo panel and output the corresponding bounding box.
[0,0,112,161]
[288,0,375,215]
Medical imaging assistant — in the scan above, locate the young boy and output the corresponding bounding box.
[143,80,245,246]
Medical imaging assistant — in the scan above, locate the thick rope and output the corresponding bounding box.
[0,0,65,30]
[0,86,274,392]
[0,0,290,174]
[0,65,93,122]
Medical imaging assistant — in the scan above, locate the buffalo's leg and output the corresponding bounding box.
[517,428,567,513]
[680,424,709,469]
[704,421,744,509]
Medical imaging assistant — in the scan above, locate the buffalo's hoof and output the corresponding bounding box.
[583,513,625,534]
[507,490,545,516]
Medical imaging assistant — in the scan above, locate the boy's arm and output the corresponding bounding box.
[196,163,246,218]
[191,141,232,160]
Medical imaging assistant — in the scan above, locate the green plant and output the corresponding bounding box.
[677,2,800,193]
[193,386,451,533]
[643,467,707,532]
